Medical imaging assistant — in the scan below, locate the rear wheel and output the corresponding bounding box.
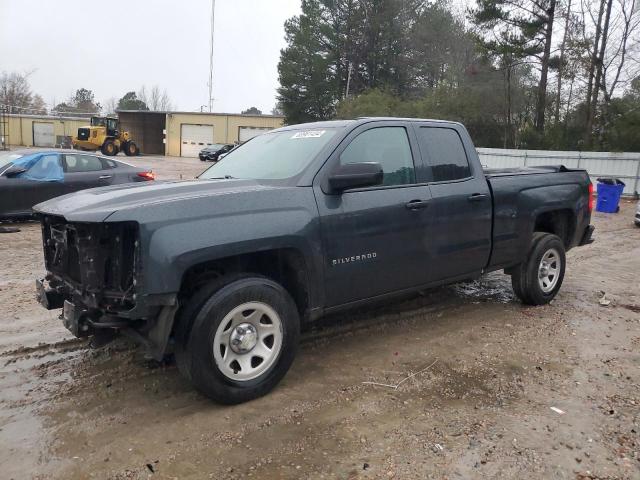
[511,233,566,305]
[123,141,139,156]
[174,275,300,404]
[101,139,117,156]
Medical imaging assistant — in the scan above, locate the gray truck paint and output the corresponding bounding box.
[34,118,593,358]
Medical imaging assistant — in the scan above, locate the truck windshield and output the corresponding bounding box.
[199,129,337,180]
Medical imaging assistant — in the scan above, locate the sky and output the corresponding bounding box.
[0,0,301,114]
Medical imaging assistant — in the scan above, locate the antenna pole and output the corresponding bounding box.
[208,0,216,112]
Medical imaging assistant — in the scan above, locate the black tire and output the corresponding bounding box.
[124,141,139,156]
[511,232,566,305]
[101,139,117,156]
[174,274,300,404]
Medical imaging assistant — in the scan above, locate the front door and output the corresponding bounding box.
[0,153,66,216]
[315,122,433,307]
[413,123,492,282]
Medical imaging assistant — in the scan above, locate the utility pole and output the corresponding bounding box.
[208,0,216,112]
[345,62,353,99]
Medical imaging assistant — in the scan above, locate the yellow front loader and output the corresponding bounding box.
[72,116,140,156]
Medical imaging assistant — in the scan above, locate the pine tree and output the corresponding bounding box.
[472,0,557,132]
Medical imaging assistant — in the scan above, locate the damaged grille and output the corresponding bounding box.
[41,216,139,310]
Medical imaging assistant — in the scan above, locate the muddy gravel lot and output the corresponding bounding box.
[0,155,639,479]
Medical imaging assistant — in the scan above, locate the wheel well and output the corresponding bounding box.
[534,210,575,247]
[179,249,310,317]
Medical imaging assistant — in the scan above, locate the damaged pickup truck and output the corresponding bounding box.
[35,118,595,404]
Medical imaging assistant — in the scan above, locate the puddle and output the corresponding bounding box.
[452,272,514,303]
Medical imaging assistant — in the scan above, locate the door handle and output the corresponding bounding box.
[468,193,488,202]
[405,199,429,210]
[99,175,113,179]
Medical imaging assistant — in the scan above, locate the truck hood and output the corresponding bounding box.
[34,179,276,222]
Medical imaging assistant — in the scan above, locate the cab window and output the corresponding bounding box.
[339,127,415,186]
[417,127,471,182]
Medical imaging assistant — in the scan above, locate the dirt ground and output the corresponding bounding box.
[0,156,639,480]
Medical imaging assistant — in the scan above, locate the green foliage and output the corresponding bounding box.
[277,0,341,124]
[241,107,263,115]
[277,0,456,124]
[277,0,639,152]
[336,60,539,148]
[0,71,46,114]
[71,88,101,113]
[117,91,148,111]
[55,88,102,113]
[472,0,548,59]
[598,79,640,151]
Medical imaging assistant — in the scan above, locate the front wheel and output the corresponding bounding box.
[101,139,117,156]
[511,233,566,305]
[174,275,300,404]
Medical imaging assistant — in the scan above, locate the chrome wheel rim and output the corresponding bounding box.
[213,302,283,382]
[538,248,561,293]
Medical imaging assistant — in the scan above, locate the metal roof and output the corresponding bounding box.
[117,110,285,118]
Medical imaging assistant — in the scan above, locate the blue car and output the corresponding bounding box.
[0,149,155,219]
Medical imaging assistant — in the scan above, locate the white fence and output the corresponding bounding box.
[477,148,640,196]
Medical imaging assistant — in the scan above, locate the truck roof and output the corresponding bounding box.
[273,117,463,132]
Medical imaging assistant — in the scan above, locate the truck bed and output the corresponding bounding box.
[483,165,575,177]
[484,165,592,271]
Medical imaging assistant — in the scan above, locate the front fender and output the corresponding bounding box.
[146,211,320,294]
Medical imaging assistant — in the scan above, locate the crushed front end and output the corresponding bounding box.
[36,215,177,359]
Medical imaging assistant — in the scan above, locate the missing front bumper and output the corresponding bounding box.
[35,278,64,310]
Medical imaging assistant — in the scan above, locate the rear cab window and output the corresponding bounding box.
[416,127,471,182]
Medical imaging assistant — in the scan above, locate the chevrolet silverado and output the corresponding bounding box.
[34,118,594,403]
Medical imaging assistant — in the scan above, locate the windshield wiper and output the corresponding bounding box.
[209,175,237,180]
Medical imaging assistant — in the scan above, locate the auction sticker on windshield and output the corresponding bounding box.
[291,130,326,139]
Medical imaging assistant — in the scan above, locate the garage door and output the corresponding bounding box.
[33,123,55,147]
[180,124,214,157]
[239,126,273,143]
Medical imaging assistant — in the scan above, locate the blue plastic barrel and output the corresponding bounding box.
[595,179,625,213]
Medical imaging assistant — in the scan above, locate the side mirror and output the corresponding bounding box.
[3,164,27,177]
[328,162,383,193]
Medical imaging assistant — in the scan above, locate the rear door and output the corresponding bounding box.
[62,153,115,194]
[413,123,492,282]
[101,157,134,184]
[315,121,433,306]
